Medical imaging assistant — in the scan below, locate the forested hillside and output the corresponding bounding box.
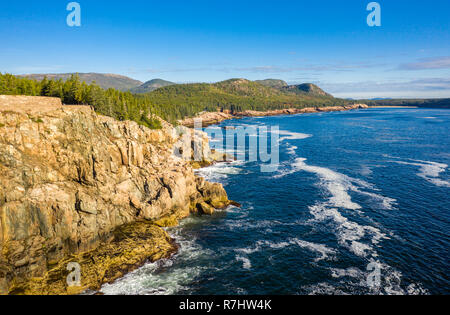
[141,78,350,120]
[0,73,351,126]
[283,83,333,97]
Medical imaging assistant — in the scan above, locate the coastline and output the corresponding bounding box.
[0,96,234,295]
[1,98,437,295]
[368,106,419,108]
[179,104,369,127]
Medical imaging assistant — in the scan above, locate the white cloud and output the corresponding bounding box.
[319,78,450,99]
[398,56,450,70]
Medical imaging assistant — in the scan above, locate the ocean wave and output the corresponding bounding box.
[294,158,362,210]
[287,145,298,156]
[272,166,297,179]
[100,223,213,295]
[225,219,281,232]
[289,157,430,294]
[327,263,427,295]
[360,165,373,176]
[289,238,337,262]
[304,283,347,295]
[330,267,365,279]
[355,190,397,210]
[278,130,312,142]
[235,256,252,270]
[293,158,391,258]
[390,158,450,188]
[195,161,244,182]
[234,238,336,262]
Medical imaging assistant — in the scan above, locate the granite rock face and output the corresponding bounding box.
[0,97,231,294]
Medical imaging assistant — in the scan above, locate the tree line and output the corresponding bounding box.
[0,73,162,128]
[0,73,351,127]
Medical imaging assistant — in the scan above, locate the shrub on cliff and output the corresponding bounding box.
[139,115,162,130]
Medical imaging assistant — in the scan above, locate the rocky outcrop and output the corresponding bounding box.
[21,221,177,295]
[178,112,234,128]
[0,96,233,295]
[235,104,368,117]
[178,104,369,127]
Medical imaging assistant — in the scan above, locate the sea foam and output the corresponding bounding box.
[293,158,390,258]
[392,158,450,188]
[100,219,213,295]
[234,238,336,262]
[278,130,312,142]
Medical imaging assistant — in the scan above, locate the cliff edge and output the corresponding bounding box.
[0,96,231,294]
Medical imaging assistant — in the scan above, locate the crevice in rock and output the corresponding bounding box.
[91,155,97,180]
[160,178,173,199]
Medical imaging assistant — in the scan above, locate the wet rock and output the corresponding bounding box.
[197,202,214,216]
[16,221,177,295]
[0,96,234,295]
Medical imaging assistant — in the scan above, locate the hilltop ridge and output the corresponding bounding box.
[283,83,333,97]
[255,79,289,89]
[130,79,176,93]
[19,73,143,91]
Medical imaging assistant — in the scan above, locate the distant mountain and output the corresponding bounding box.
[130,79,176,94]
[213,78,285,97]
[19,73,142,91]
[283,83,333,98]
[253,80,334,98]
[254,79,288,89]
[144,78,349,119]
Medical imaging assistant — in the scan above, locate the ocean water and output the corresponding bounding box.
[101,108,450,295]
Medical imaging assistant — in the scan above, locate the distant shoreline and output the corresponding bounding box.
[370,106,419,108]
[180,104,369,128]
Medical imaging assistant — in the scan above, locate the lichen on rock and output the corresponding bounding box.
[10,221,177,295]
[0,96,236,295]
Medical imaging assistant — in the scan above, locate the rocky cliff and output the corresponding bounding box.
[0,96,232,294]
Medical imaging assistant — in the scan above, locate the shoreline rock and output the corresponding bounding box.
[12,220,178,295]
[178,104,369,127]
[0,96,234,295]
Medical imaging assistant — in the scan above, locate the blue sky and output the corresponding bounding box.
[1,0,449,98]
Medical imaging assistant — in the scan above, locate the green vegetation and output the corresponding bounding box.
[1,73,352,126]
[140,78,350,119]
[0,73,162,127]
[30,117,44,123]
[138,115,163,129]
[362,98,450,108]
[283,83,333,97]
